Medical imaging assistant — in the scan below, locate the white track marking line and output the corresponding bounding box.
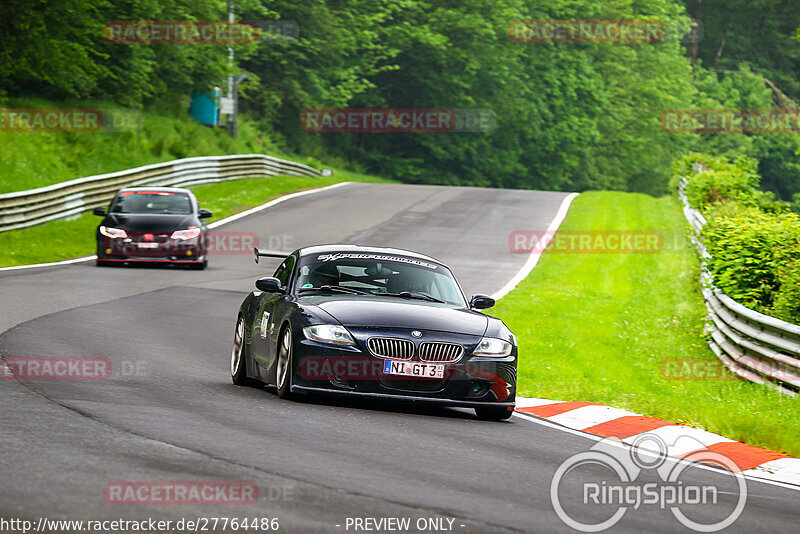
[547,404,639,430]
[0,181,354,272]
[746,458,800,485]
[0,255,97,272]
[207,181,352,229]
[514,397,562,408]
[491,192,579,300]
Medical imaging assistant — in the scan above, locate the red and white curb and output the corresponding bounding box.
[514,397,800,487]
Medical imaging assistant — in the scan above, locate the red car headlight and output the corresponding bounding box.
[99,226,127,239]
[170,228,202,240]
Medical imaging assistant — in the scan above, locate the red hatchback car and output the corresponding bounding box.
[93,187,212,269]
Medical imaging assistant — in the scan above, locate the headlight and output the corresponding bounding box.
[99,226,127,239]
[303,325,356,346]
[472,337,512,357]
[171,228,201,240]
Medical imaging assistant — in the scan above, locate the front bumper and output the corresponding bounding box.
[290,327,517,406]
[291,385,516,409]
[96,257,205,264]
[97,235,205,262]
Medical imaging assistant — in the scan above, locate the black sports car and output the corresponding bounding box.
[231,244,517,420]
[93,186,212,269]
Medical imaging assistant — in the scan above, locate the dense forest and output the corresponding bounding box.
[1,0,799,199]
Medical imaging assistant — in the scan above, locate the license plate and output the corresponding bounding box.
[137,242,159,249]
[383,359,445,379]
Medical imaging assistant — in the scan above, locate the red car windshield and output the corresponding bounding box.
[110,191,192,215]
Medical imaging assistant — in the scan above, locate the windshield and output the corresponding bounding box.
[296,253,466,306]
[110,191,192,215]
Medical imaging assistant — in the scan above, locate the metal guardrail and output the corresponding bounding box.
[0,154,324,232]
[679,175,800,395]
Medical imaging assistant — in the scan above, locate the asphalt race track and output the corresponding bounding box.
[0,182,796,533]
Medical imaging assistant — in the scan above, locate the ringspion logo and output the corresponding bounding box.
[551,435,747,532]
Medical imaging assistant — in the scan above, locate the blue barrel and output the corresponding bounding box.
[189,89,220,126]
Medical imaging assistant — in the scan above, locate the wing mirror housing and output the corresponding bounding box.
[255,276,285,293]
[469,294,495,310]
[198,208,213,219]
[93,207,107,216]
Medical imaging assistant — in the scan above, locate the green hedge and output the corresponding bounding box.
[676,153,800,324]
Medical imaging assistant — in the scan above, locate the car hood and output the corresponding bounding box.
[103,213,197,232]
[305,295,488,335]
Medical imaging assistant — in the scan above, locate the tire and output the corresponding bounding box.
[190,260,207,270]
[276,327,294,399]
[475,406,514,421]
[231,317,258,386]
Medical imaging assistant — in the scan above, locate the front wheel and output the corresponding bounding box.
[475,406,514,421]
[276,328,294,399]
[231,317,258,386]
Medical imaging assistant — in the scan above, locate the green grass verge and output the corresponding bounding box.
[0,96,355,193]
[0,98,271,194]
[0,171,392,268]
[492,191,800,457]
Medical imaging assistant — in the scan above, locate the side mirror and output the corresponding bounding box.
[198,208,213,219]
[255,276,285,293]
[469,294,495,310]
[93,207,107,216]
